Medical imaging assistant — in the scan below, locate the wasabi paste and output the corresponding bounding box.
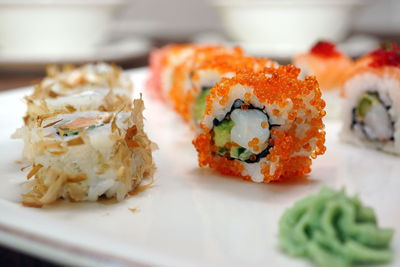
[279,187,394,267]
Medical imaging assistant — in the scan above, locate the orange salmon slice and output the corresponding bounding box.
[59,116,101,130]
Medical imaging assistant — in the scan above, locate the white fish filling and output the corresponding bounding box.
[230,109,270,153]
[363,103,393,141]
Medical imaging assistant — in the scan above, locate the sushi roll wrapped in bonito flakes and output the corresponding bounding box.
[22,99,155,207]
[193,65,326,183]
[24,63,133,127]
[31,63,133,100]
[25,88,132,125]
[341,44,400,154]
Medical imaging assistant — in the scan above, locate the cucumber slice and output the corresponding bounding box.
[194,87,211,122]
[58,123,105,137]
[213,119,234,148]
[230,146,245,158]
[238,150,254,161]
[356,93,381,120]
[230,146,254,161]
[62,129,79,136]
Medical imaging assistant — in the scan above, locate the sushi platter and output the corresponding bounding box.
[0,42,399,267]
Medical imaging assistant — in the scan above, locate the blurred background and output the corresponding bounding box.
[0,0,399,90]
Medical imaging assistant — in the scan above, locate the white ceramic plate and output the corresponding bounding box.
[0,68,398,267]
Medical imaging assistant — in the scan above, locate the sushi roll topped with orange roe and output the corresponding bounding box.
[368,42,400,67]
[146,44,196,102]
[193,65,326,183]
[167,45,243,120]
[293,41,353,120]
[344,43,400,85]
[294,41,353,90]
[146,44,243,104]
[188,54,278,127]
[341,43,400,154]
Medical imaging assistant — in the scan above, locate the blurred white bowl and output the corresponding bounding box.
[212,0,364,52]
[0,0,124,56]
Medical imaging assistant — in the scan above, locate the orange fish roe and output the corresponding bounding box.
[248,137,260,151]
[166,45,244,122]
[193,132,245,177]
[310,41,341,58]
[293,42,353,91]
[272,109,280,116]
[146,44,193,102]
[261,121,268,128]
[195,54,273,78]
[193,65,326,183]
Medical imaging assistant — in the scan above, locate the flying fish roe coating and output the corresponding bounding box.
[168,46,245,122]
[193,65,326,183]
[368,42,400,68]
[205,65,324,115]
[293,42,353,90]
[310,41,341,58]
[341,44,400,97]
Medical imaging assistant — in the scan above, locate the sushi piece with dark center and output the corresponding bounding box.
[341,43,400,154]
[193,65,326,183]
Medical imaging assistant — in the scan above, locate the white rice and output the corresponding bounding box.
[341,71,400,154]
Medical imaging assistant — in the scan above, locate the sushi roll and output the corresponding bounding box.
[21,99,155,207]
[293,41,353,120]
[147,44,210,101]
[193,65,326,183]
[32,63,133,99]
[146,44,243,114]
[341,43,400,154]
[190,54,278,127]
[25,88,132,124]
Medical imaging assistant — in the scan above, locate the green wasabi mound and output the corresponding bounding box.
[279,187,394,267]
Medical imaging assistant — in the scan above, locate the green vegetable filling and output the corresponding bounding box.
[213,119,234,147]
[88,123,104,130]
[356,92,381,121]
[194,87,211,122]
[57,123,105,137]
[61,129,80,136]
[279,187,394,267]
[213,119,255,161]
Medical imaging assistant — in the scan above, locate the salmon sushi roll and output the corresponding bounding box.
[341,43,400,154]
[293,41,353,120]
[20,99,155,207]
[193,65,326,183]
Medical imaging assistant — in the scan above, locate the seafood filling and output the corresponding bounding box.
[56,116,104,137]
[212,99,274,163]
[351,91,394,142]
